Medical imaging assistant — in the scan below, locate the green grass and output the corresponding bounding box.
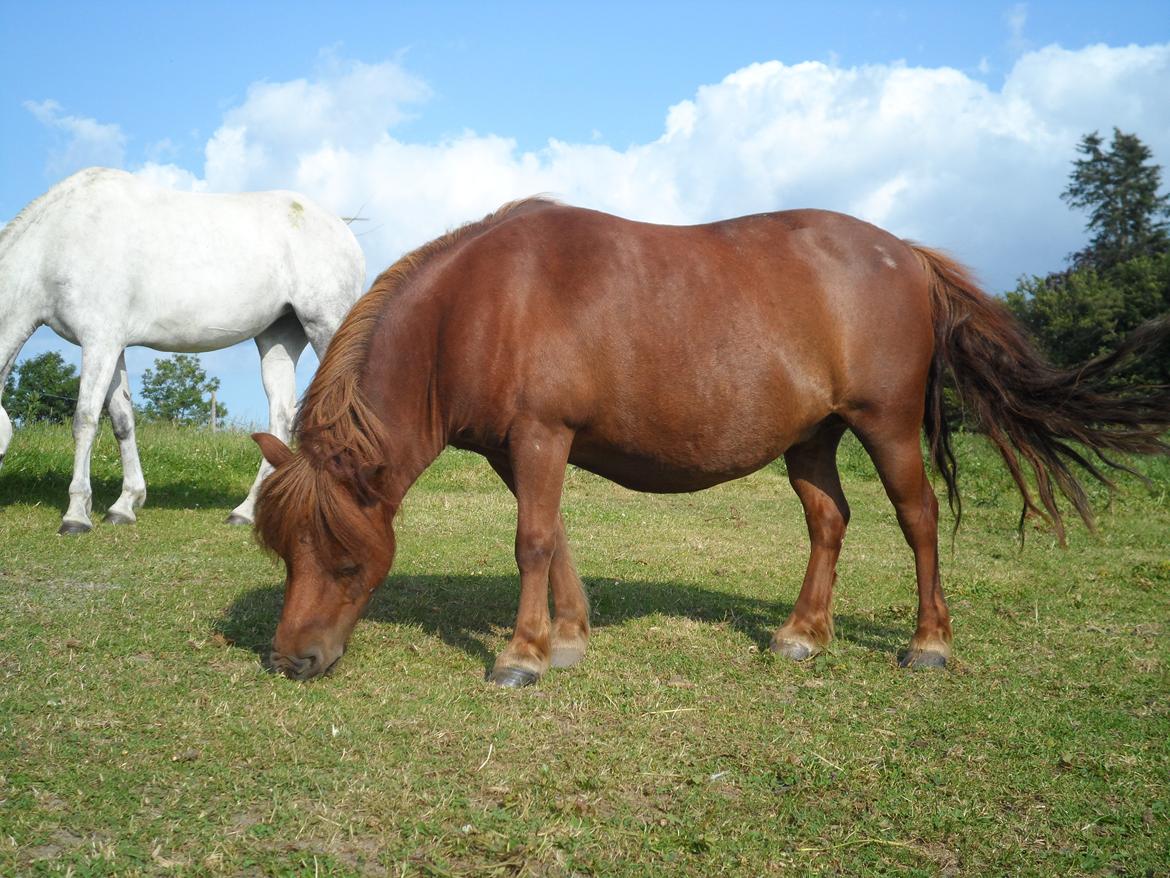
[1,421,1167,876]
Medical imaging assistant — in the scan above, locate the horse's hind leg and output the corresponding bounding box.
[853,419,952,669]
[485,454,590,669]
[59,343,122,535]
[771,421,850,661]
[102,352,146,525]
[227,315,307,525]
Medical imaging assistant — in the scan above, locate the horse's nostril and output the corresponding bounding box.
[301,648,323,677]
[269,647,326,680]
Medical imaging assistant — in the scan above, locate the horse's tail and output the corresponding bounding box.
[910,244,1170,543]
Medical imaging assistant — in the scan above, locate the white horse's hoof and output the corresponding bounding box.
[103,511,136,526]
[58,520,93,536]
[225,513,252,527]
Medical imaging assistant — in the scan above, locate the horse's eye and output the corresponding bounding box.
[335,563,360,578]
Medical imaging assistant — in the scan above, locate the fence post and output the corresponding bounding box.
[210,391,217,432]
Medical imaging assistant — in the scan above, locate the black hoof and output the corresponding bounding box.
[899,650,948,670]
[487,667,540,688]
[103,511,135,526]
[224,513,252,527]
[57,521,92,536]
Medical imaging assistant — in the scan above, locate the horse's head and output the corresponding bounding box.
[253,432,396,680]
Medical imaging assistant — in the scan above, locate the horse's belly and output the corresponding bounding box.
[567,427,791,494]
[560,367,825,493]
[129,306,285,352]
[569,453,765,493]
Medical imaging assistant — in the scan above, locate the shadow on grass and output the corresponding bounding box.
[0,470,249,513]
[216,574,909,672]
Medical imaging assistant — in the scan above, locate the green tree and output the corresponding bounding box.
[1007,130,1170,385]
[139,354,226,425]
[1062,128,1170,271]
[2,351,81,424]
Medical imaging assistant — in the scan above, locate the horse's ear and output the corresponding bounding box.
[253,432,293,468]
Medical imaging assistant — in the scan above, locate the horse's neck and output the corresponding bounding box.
[366,301,448,507]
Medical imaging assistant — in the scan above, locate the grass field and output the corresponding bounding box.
[1,421,1167,876]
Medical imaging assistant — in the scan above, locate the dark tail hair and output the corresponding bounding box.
[911,244,1170,544]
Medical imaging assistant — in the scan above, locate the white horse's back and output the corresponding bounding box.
[2,168,364,350]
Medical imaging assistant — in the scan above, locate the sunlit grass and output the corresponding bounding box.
[1,422,1167,875]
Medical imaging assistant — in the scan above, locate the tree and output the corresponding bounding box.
[1006,130,1170,385]
[139,354,226,425]
[1062,128,1170,271]
[2,352,81,424]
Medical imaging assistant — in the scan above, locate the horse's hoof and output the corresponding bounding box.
[899,650,948,670]
[550,641,586,669]
[770,637,820,662]
[57,521,92,536]
[487,666,540,688]
[224,513,252,527]
[103,511,135,526]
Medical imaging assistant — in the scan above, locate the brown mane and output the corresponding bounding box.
[255,197,557,565]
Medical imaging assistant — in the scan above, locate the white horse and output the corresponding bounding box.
[0,167,365,534]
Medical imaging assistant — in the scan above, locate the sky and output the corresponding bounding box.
[2,1,1169,426]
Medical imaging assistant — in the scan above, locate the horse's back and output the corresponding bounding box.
[10,167,358,276]
[432,205,934,488]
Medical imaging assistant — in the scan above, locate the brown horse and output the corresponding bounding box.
[253,199,1170,686]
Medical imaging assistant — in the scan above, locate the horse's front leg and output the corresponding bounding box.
[102,352,147,525]
[0,318,40,469]
[485,455,591,670]
[487,422,574,688]
[59,344,121,535]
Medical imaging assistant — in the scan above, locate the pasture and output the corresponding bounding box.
[1,422,1167,876]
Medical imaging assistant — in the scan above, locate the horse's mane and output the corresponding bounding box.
[255,197,557,565]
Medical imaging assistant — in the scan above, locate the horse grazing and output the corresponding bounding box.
[0,168,365,533]
[253,199,1170,686]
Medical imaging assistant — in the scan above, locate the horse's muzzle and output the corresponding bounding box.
[268,646,340,681]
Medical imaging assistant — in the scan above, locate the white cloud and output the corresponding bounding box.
[1006,4,1030,55]
[202,52,430,194]
[25,99,127,175]
[162,43,1169,293]
[134,161,206,192]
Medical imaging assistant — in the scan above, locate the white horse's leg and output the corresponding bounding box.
[59,344,121,535]
[102,352,146,525]
[226,316,307,525]
[0,320,40,469]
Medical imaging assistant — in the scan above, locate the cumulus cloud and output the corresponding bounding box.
[203,52,431,193]
[157,42,1169,294]
[25,99,127,175]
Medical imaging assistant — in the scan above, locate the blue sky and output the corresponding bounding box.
[3,1,1169,425]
